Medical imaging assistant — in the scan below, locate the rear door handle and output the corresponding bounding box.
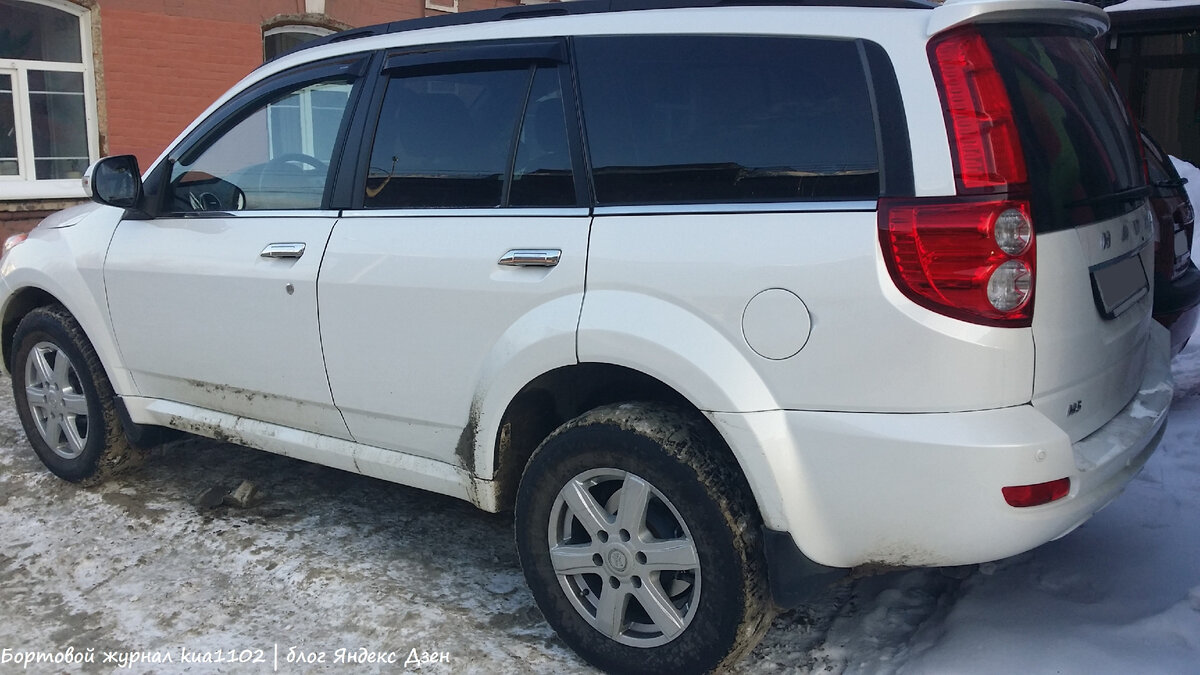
[261,242,306,259]
[498,249,561,267]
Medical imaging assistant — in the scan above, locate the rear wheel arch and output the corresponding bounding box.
[513,401,774,672]
[490,363,746,513]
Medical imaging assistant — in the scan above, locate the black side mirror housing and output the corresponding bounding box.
[83,155,143,209]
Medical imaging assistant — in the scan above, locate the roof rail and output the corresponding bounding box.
[285,0,935,56]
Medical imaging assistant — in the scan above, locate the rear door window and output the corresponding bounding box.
[574,36,882,206]
[363,63,576,209]
[986,27,1145,231]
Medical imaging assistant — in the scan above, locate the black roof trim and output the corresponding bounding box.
[291,0,935,54]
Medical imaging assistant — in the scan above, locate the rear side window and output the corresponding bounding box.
[574,36,881,206]
[986,27,1145,231]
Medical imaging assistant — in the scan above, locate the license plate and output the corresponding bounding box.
[1090,251,1148,319]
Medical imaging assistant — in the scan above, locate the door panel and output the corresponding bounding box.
[105,214,350,438]
[102,63,362,438]
[318,53,587,466]
[318,213,588,462]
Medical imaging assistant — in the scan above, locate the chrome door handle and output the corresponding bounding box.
[498,249,561,267]
[260,242,306,259]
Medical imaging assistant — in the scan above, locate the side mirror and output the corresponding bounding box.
[82,155,143,209]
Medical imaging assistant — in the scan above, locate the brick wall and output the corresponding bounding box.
[99,7,266,170]
[99,0,521,172]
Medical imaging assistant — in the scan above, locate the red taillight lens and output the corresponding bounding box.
[1003,478,1070,508]
[887,27,1038,326]
[880,197,1035,327]
[929,27,1027,194]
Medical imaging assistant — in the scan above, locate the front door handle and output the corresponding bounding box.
[261,242,306,259]
[498,249,561,267]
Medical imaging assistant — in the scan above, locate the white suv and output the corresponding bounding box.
[0,0,1173,671]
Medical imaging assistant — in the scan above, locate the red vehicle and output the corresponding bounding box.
[1144,132,1200,355]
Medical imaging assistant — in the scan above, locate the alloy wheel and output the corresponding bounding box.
[23,341,90,460]
[547,468,701,647]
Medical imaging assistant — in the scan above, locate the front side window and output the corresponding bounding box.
[364,64,575,208]
[167,79,354,212]
[574,35,881,206]
[0,0,96,196]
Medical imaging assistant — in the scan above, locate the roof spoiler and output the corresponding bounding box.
[927,0,1109,38]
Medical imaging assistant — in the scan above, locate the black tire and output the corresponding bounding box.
[11,305,140,484]
[515,403,773,674]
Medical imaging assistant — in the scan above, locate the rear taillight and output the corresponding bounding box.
[929,26,1027,193]
[880,198,1035,326]
[880,27,1035,327]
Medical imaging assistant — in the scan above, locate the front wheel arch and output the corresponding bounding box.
[10,303,142,483]
[2,286,61,374]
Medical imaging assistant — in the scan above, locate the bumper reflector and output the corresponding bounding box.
[1003,478,1070,508]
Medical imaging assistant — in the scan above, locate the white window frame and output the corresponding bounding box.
[425,0,460,14]
[263,25,335,61]
[262,25,335,41]
[0,0,99,201]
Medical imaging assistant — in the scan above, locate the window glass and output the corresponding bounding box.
[510,67,574,207]
[168,79,353,212]
[0,0,83,63]
[988,28,1144,230]
[574,36,880,205]
[1,73,17,176]
[28,70,87,179]
[365,67,534,208]
[1144,140,1172,187]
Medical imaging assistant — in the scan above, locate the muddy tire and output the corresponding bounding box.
[11,305,140,484]
[515,402,773,674]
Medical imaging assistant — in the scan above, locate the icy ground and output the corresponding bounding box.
[1,201,1199,673]
[1,334,1197,675]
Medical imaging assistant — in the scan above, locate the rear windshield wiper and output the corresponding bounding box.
[1067,184,1151,209]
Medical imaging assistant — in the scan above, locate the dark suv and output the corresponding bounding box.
[1144,131,1200,354]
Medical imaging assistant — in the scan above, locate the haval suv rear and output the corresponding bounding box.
[0,1,1172,672]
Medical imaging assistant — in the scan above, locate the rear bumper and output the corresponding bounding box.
[711,324,1174,570]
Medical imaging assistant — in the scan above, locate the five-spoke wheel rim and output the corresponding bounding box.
[548,468,701,647]
[23,341,90,459]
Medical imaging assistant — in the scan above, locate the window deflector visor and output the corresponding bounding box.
[383,39,566,71]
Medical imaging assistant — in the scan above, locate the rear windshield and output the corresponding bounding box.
[574,35,882,206]
[986,26,1146,232]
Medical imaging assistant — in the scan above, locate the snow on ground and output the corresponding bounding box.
[1,333,1199,674]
